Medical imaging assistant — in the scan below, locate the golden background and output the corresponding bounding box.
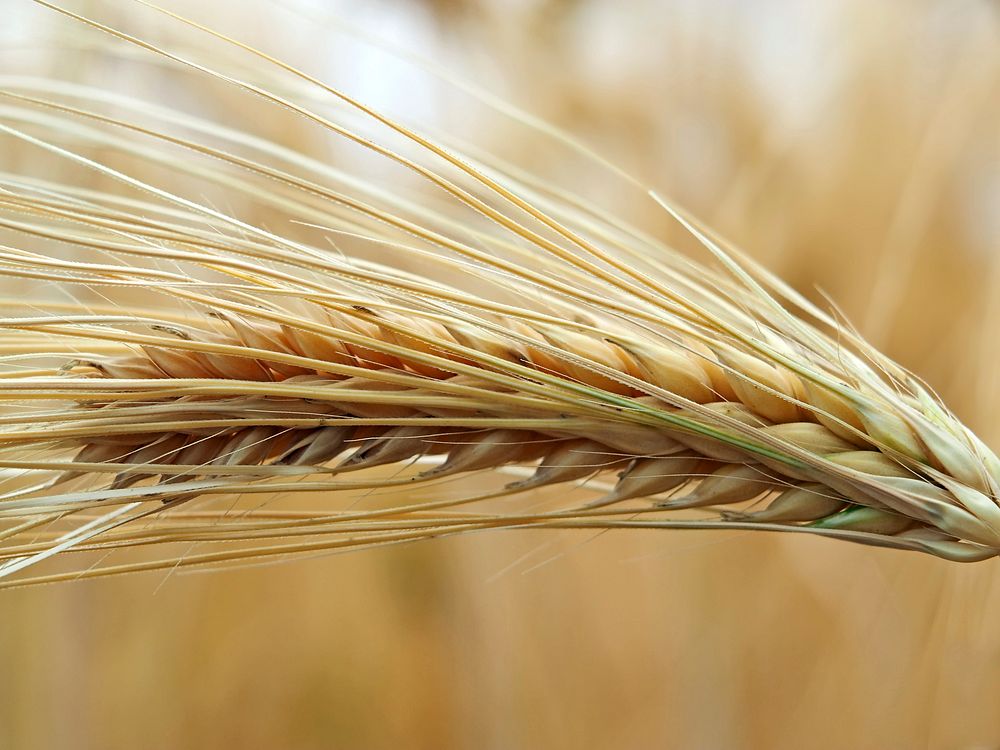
[1,1,999,747]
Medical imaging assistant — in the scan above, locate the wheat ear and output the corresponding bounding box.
[0,2,997,586]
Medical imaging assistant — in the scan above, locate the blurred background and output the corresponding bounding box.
[1,0,999,747]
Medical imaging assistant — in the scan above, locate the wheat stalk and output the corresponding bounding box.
[0,1,997,586]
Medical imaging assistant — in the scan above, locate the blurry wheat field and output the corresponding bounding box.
[1,1,999,748]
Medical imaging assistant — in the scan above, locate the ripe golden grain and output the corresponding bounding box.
[0,1,998,586]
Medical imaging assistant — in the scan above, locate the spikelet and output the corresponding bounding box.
[0,1,997,587]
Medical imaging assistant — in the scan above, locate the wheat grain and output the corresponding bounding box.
[0,1,997,586]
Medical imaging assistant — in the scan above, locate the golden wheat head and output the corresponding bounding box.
[0,0,997,586]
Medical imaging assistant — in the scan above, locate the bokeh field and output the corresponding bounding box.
[1,1,999,747]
